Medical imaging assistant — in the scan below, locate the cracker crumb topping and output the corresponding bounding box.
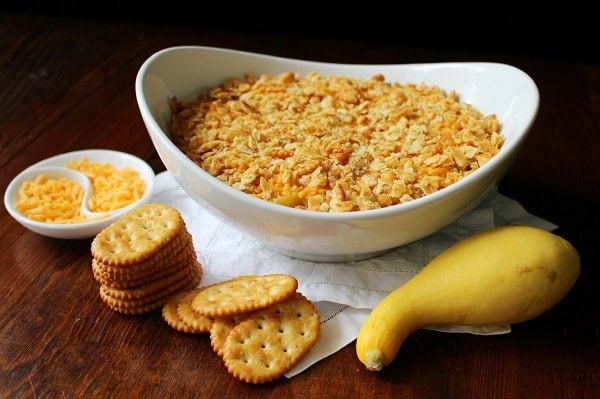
[171,72,503,212]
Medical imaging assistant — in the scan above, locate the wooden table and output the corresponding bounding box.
[1,11,598,399]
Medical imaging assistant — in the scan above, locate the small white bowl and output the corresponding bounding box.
[136,46,539,262]
[4,149,155,239]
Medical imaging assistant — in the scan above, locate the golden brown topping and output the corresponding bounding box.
[172,72,503,212]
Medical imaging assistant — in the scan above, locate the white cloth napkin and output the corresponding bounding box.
[151,171,557,377]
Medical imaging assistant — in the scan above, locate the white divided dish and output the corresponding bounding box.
[4,149,155,239]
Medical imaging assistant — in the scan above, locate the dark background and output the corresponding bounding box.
[2,1,598,63]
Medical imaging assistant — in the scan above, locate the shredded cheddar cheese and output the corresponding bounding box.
[15,175,88,223]
[15,158,146,224]
[65,158,146,212]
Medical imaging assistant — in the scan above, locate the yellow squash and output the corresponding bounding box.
[355,225,580,371]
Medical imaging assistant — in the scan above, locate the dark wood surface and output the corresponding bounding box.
[1,11,598,399]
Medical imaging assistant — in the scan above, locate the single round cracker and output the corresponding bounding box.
[222,292,320,384]
[91,203,185,266]
[209,313,251,357]
[191,274,298,318]
[162,290,204,333]
[104,301,165,315]
[175,288,214,333]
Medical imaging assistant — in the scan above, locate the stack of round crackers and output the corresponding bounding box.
[162,274,320,383]
[91,203,202,315]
